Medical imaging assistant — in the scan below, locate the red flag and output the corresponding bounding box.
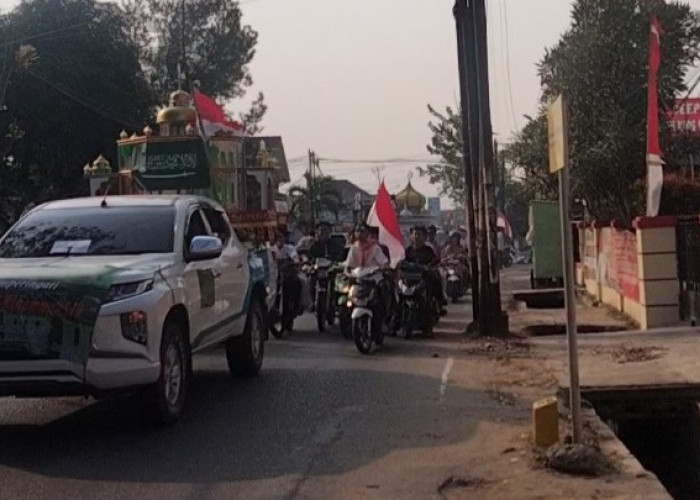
[366,181,405,266]
[193,90,245,137]
[646,15,664,217]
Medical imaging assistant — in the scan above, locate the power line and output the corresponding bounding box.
[318,156,442,164]
[27,69,143,129]
[501,0,519,131]
[0,21,91,49]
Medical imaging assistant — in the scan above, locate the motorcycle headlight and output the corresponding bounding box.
[106,279,154,303]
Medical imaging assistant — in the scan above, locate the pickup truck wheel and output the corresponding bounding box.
[226,299,265,378]
[150,320,190,425]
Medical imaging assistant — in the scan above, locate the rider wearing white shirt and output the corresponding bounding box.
[346,223,389,270]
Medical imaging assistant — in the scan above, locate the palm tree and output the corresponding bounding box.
[289,173,342,231]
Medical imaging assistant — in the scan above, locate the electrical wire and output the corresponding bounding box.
[0,21,91,49]
[501,0,519,131]
[26,69,144,129]
[318,156,442,164]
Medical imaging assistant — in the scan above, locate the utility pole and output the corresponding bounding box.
[473,0,507,336]
[179,0,188,90]
[494,139,506,212]
[308,149,317,229]
[453,0,480,326]
[454,0,508,337]
[371,165,385,188]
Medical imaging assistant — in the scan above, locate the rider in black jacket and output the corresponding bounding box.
[307,221,345,310]
[308,221,345,261]
[404,225,446,314]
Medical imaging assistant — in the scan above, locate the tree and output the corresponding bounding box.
[123,0,258,101]
[418,105,465,206]
[239,91,267,135]
[535,0,700,223]
[0,0,153,231]
[501,113,558,203]
[289,173,342,231]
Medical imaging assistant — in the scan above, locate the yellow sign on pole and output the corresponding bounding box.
[547,94,568,173]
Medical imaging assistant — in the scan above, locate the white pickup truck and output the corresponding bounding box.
[0,195,273,423]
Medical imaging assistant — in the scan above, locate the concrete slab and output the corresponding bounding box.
[532,327,700,390]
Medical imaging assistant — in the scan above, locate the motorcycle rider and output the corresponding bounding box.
[270,230,305,334]
[346,223,390,341]
[307,221,345,310]
[442,230,469,285]
[296,228,316,255]
[404,225,447,317]
[346,223,389,270]
[427,224,442,259]
[309,221,345,261]
[443,230,466,259]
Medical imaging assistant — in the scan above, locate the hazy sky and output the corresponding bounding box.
[4,0,700,206]
[239,0,572,202]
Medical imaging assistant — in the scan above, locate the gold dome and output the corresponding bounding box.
[156,106,196,125]
[169,90,191,107]
[394,181,426,212]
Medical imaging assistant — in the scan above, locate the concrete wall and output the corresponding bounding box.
[579,217,681,330]
[634,217,680,329]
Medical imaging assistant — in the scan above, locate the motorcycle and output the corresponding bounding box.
[396,261,439,339]
[312,257,334,332]
[443,256,468,303]
[511,246,532,265]
[269,258,303,338]
[348,266,387,354]
[334,270,353,339]
[500,248,513,269]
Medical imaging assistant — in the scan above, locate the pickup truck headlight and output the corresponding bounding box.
[106,279,154,303]
[120,310,148,344]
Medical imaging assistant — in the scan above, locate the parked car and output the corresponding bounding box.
[0,195,270,424]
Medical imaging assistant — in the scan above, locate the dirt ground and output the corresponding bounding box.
[430,271,671,500]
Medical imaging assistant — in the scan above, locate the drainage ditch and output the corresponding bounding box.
[521,324,628,336]
[585,388,700,500]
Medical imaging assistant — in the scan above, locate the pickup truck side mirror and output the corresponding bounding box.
[188,235,223,262]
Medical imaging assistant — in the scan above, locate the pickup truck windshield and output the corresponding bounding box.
[0,206,176,258]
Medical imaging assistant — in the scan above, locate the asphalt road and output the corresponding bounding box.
[0,306,523,500]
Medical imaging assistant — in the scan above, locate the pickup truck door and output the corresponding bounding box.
[182,206,224,349]
[200,206,249,344]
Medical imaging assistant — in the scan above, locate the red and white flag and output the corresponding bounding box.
[646,15,664,217]
[193,90,245,138]
[366,181,405,267]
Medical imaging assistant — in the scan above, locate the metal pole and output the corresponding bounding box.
[559,160,582,443]
[308,150,316,230]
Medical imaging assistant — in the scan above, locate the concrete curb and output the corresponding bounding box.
[580,406,671,498]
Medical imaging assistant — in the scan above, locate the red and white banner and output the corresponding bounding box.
[668,97,700,134]
[193,90,245,138]
[366,181,405,267]
[646,15,664,217]
[496,210,512,239]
